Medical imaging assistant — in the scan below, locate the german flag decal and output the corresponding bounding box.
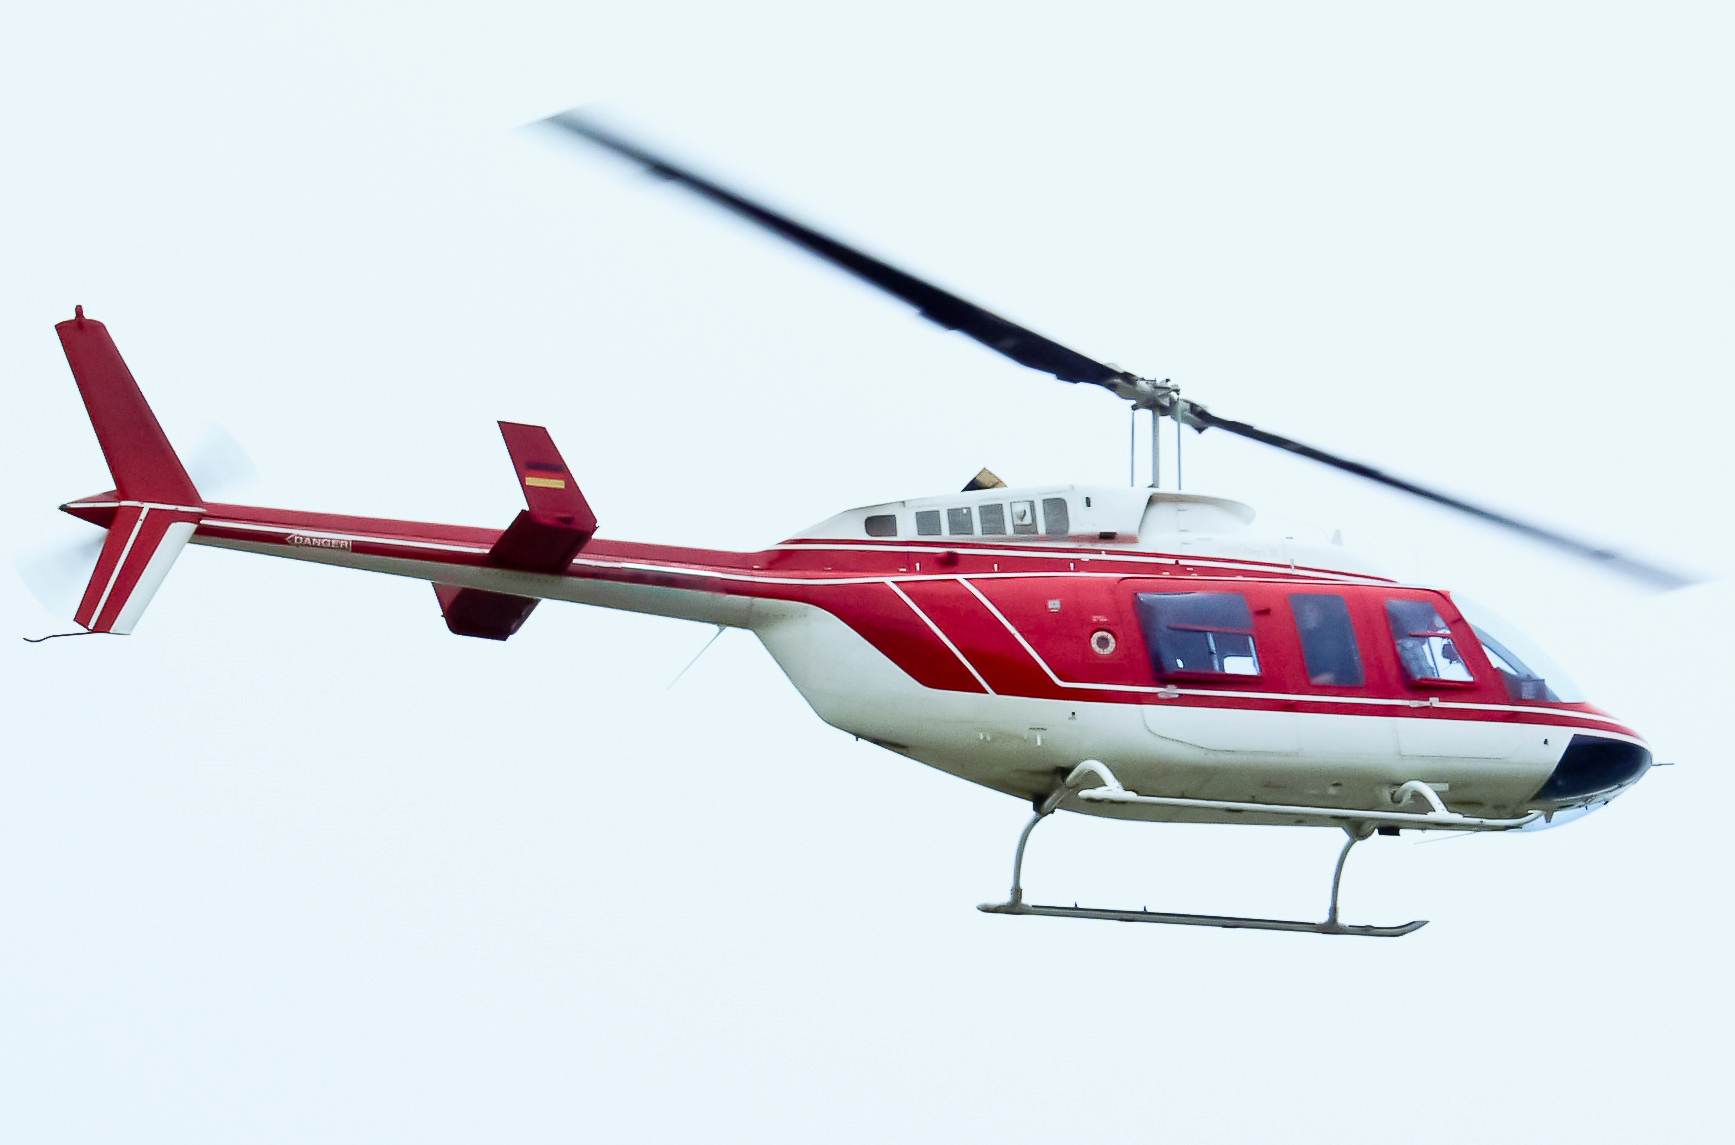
[524,475,567,489]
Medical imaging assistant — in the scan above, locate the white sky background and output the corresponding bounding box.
[2,2,1732,1141]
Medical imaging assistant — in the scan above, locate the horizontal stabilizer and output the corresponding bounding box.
[435,422,596,640]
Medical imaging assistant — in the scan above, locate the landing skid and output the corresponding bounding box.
[979,901,1426,938]
[977,761,1436,938]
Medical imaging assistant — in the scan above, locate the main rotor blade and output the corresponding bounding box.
[1188,406,1697,590]
[537,110,1137,391]
[535,110,1693,590]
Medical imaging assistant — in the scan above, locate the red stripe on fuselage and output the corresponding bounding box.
[899,579,1053,697]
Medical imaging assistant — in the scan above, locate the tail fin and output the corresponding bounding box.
[57,308,201,506]
[72,505,202,633]
[56,308,204,633]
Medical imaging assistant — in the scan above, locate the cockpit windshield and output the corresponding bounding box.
[1453,596,1586,703]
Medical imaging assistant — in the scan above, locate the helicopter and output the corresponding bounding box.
[35,111,1680,938]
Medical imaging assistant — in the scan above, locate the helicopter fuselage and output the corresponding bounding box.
[62,478,1650,829]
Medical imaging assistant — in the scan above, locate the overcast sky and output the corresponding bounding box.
[3,3,1733,1142]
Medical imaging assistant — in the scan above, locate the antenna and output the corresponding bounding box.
[1128,408,1136,487]
[1175,406,1184,490]
[1150,406,1160,489]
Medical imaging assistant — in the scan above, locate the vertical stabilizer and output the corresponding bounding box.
[56,308,201,506]
[73,505,201,633]
[55,308,204,632]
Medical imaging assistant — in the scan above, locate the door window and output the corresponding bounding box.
[1289,593,1364,686]
[1135,592,1260,677]
[1385,599,1473,684]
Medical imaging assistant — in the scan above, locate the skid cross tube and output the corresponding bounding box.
[977,761,1431,937]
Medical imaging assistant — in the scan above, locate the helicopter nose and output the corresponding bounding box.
[1532,735,1652,803]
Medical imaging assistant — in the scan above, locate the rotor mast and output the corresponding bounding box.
[1118,377,1193,491]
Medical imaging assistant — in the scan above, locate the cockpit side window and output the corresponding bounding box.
[1289,593,1364,687]
[1453,595,1585,703]
[1135,591,1260,677]
[1473,627,1560,702]
[1384,599,1473,684]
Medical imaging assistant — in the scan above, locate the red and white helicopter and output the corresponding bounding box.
[37,112,1681,937]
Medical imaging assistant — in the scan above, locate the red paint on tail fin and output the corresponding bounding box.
[55,308,201,507]
[498,421,595,534]
[54,310,205,633]
[74,504,202,633]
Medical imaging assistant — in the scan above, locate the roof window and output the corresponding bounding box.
[1042,497,1069,537]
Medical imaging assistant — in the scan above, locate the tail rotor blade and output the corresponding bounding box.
[16,535,104,619]
[185,423,260,501]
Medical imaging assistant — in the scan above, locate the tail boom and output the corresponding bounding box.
[125,499,757,628]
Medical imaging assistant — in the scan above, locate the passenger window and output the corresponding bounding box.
[1135,592,1260,677]
[864,513,897,537]
[1010,500,1038,535]
[1289,593,1364,686]
[1385,599,1473,684]
[915,510,942,536]
[1042,497,1070,536]
[979,503,1007,535]
[946,507,974,535]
